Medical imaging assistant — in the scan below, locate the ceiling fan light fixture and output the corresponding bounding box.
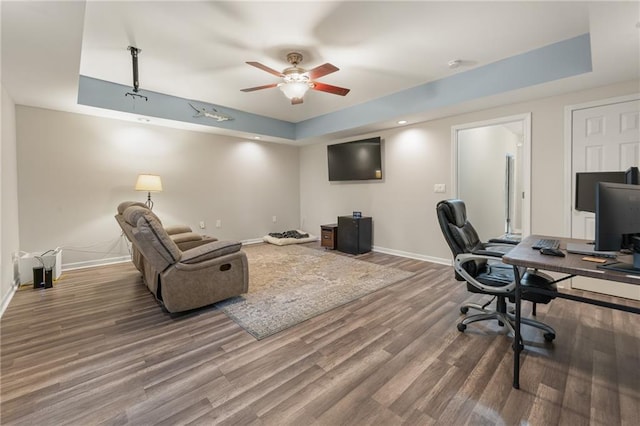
[278,81,310,100]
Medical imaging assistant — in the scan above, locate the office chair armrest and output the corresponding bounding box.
[454,253,515,294]
[470,249,504,258]
[487,238,519,245]
[482,243,516,255]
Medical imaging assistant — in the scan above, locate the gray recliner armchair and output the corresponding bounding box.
[116,203,248,313]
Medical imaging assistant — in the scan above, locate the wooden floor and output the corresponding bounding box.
[1,242,639,425]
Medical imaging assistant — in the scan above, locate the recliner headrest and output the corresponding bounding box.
[123,205,150,226]
[118,201,148,215]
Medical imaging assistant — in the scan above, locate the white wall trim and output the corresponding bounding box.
[562,92,640,237]
[451,113,532,236]
[62,255,132,272]
[241,238,269,246]
[0,279,20,318]
[372,245,452,266]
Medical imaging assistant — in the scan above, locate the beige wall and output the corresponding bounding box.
[8,80,640,273]
[16,107,300,269]
[2,86,20,311]
[299,80,639,263]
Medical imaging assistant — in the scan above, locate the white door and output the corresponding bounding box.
[571,98,640,299]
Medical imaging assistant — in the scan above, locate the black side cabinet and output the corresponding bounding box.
[337,216,372,255]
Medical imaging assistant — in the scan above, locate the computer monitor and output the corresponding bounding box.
[575,171,625,212]
[595,182,640,251]
[625,166,639,185]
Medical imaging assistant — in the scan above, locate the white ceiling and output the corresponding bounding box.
[2,1,639,143]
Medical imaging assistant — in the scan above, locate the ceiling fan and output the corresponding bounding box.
[240,52,350,105]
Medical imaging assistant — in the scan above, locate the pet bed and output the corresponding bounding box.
[263,230,317,246]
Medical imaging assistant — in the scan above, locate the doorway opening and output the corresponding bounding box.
[452,113,531,240]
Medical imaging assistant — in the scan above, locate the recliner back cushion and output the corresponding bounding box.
[125,207,182,272]
[123,205,150,227]
[137,211,182,267]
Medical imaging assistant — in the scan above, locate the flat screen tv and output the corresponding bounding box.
[575,171,625,212]
[327,137,382,182]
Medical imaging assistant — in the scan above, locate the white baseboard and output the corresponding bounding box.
[50,244,452,275]
[241,238,266,246]
[243,237,452,266]
[62,255,132,272]
[0,278,20,318]
[372,245,452,266]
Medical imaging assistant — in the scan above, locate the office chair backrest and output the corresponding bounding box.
[436,199,484,280]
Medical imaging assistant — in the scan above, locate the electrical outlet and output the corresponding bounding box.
[216,219,221,228]
[434,183,446,193]
[272,216,277,223]
[199,221,206,229]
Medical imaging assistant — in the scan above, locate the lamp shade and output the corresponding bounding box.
[278,81,310,100]
[135,174,163,192]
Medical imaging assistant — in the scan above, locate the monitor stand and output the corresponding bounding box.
[598,252,640,275]
[598,262,640,275]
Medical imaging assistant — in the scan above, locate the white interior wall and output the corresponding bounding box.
[7,80,639,276]
[1,86,20,311]
[299,80,639,263]
[15,107,300,269]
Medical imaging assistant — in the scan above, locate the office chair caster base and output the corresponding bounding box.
[543,332,555,342]
[460,306,469,314]
[457,323,467,332]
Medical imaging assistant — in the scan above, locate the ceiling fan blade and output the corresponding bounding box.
[311,82,350,96]
[240,83,278,92]
[306,63,339,80]
[291,97,304,105]
[246,61,284,77]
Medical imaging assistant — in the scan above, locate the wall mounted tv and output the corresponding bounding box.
[327,137,382,182]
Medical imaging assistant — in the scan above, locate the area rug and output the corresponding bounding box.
[215,244,414,339]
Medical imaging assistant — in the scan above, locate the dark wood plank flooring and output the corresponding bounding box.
[1,242,639,425]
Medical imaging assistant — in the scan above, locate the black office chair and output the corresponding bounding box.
[436,199,557,342]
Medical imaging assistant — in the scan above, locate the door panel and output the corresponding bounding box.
[571,99,640,300]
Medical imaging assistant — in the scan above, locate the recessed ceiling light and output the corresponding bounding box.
[253,136,261,140]
[397,120,408,125]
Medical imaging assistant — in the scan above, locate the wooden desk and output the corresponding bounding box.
[502,235,640,389]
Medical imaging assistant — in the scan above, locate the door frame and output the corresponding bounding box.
[562,93,640,237]
[452,113,532,237]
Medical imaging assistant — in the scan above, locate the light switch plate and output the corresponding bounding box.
[434,183,446,193]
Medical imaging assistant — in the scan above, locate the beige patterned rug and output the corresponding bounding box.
[215,244,414,340]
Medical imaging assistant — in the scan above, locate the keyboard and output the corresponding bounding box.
[531,238,560,250]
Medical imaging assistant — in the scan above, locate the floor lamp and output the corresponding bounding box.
[135,174,163,209]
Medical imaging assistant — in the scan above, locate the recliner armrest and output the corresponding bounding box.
[165,225,193,235]
[180,240,242,264]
